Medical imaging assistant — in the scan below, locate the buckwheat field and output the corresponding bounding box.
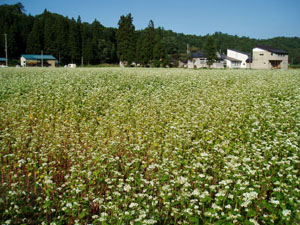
[0,68,299,225]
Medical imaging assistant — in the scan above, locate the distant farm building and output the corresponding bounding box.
[20,54,57,67]
[67,64,76,68]
[187,51,226,69]
[251,45,288,69]
[225,49,252,69]
[0,57,6,66]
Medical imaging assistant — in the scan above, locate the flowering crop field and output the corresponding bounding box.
[0,68,299,225]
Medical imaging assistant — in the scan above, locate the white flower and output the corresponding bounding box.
[192,188,200,196]
[129,202,138,208]
[44,177,53,184]
[225,204,231,209]
[124,184,131,192]
[282,209,291,217]
[199,174,205,178]
[143,219,157,224]
[270,198,280,205]
[249,218,259,225]
[177,176,187,185]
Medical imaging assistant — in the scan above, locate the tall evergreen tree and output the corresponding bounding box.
[116,14,135,65]
[153,27,167,67]
[135,34,144,65]
[203,35,217,68]
[141,20,156,66]
[26,19,42,54]
[68,18,81,63]
[53,16,69,65]
[43,10,57,55]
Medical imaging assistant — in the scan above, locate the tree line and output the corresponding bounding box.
[1,3,300,66]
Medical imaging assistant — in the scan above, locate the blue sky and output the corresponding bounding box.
[1,0,300,39]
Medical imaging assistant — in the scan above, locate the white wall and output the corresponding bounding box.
[227,49,249,68]
[225,59,232,68]
[20,56,26,67]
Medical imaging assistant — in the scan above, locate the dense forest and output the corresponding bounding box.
[1,3,300,66]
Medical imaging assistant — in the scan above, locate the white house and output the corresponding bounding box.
[226,49,251,69]
[251,45,288,69]
[187,51,226,69]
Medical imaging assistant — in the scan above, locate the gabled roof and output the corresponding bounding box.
[191,51,227,61]
[21,54,57,60]
[225,56,242,62]
[219,54,227,60]
[255,45,288,55]
[228,49,250,57]
[0,57,6,62]
[191,51,206,58]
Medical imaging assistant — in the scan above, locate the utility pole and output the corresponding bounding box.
[81,56,83,67]
[187,44,190,55]
[4,33,8,66]
[41,50,43,67]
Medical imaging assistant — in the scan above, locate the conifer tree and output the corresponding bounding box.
[135,34,144,65]
[43,11,57,55]
[153,27,167,67]
[26,19,42,54]
[141,20,156,66]
[116,14,136,66]
[203,35,217,68]
[68,18,81,63]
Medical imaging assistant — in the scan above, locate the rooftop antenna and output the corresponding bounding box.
[4,33,8,66]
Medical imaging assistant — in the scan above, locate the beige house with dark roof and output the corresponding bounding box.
[252,45,288,69]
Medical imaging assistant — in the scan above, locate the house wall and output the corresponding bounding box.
[252,48,288,69]
[227,49,248,68]
[188,58,225,69]
[225,59,241,69]
[20,56,26,66]
[178,61,187,68]
[188,58,207,68]
[212,61,226,69]
[47,60,56,67]
[226,59,232,68]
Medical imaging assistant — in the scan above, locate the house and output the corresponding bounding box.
[178,59,187,68]
[20,54,57,67]
[188,52,207,68]
[0,57,6,66]
[226,49,251,69]
[188,51,226,69]
[251,45,288,69]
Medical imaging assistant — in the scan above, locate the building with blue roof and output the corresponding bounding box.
[0,57,6,66]
[20,54,57,67]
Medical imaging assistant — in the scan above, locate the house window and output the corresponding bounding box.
[260,54,264,56]
[271,53,273,55]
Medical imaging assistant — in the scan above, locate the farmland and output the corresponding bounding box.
[0,68,299,224]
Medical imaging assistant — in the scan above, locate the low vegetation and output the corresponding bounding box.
[0,68,299,224]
